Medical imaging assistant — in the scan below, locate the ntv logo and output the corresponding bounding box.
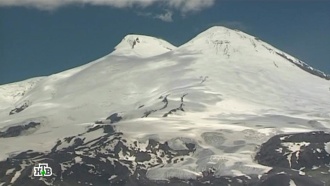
[34,163,52,177]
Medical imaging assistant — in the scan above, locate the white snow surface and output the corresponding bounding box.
[325,142,330,154]
[1,26,330,180]
[0,77,43,109]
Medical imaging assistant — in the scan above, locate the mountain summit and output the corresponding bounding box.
[113,34,176,57]
[0,27,330,185]
[183,26,330,80]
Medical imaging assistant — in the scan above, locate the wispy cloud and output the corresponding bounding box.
[166,0,215,13]
[0,0,156,10]
[137,10,173,22]
[0,0,215,13]
[136,11,153,17]
[154,10,173,22]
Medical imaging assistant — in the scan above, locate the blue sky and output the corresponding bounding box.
[0,0,329,85]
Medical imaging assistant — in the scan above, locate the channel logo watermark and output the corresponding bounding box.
[33,163,52,177]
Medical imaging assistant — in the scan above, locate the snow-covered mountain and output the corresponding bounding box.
[1,26,330,186]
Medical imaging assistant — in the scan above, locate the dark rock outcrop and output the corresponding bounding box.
[0,122,40,138]
[9,101,30,115]
[106,113,123,124]
[163,94,187,117]
[255,131,330,185]
[0,123,196,186]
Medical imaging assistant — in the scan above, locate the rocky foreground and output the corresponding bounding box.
[1,120,329,186]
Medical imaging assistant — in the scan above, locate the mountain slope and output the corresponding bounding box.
[0,26,330,185]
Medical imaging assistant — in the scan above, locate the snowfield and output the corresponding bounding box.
[0,26,330,185]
